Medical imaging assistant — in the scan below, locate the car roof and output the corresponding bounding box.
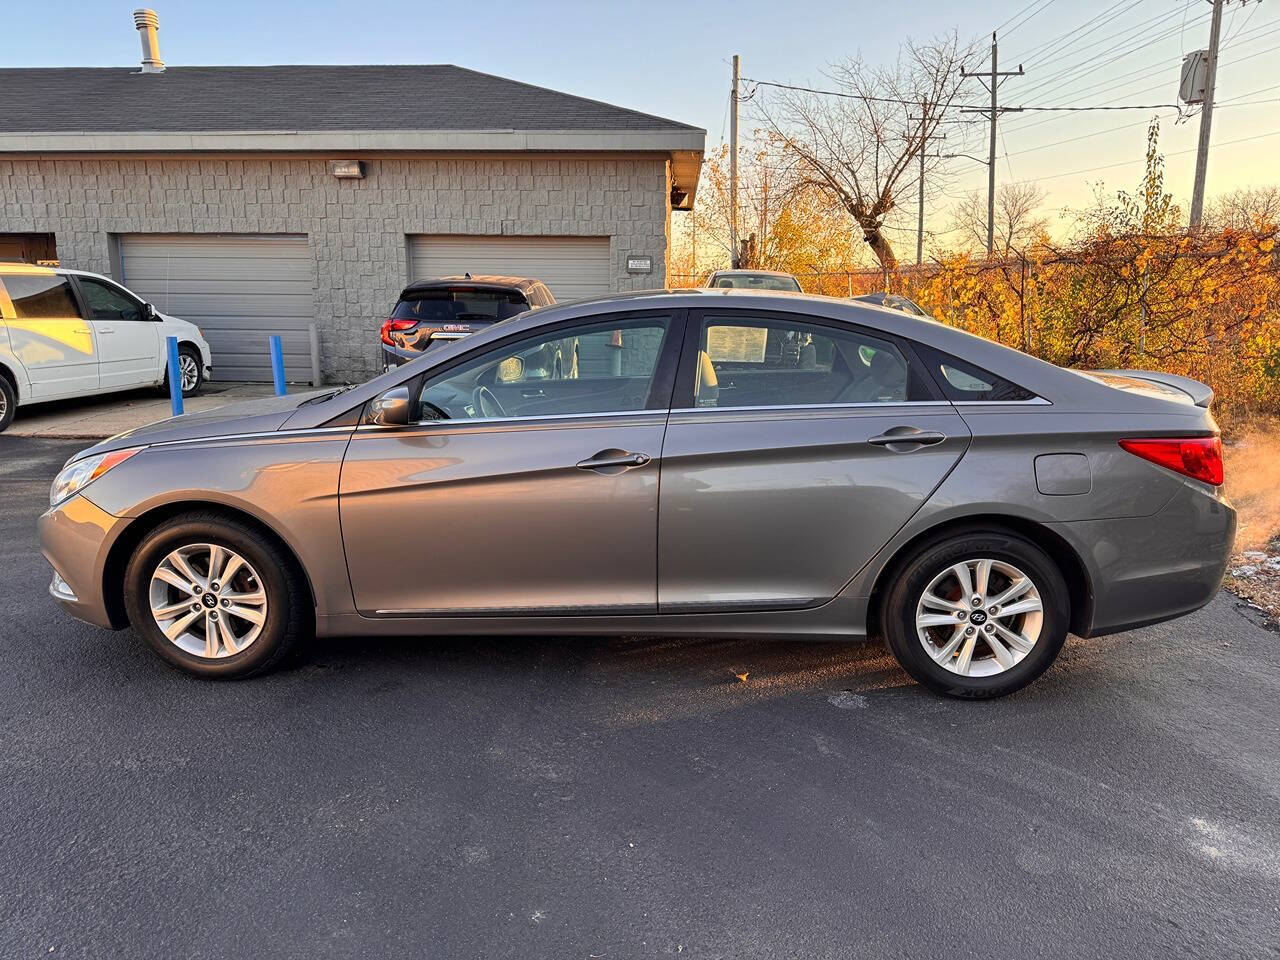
[400,275,543,297]
[707,269,797,278]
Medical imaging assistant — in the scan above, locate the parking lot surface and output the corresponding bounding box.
[2,435,1278,959]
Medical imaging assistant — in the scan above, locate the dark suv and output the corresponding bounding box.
[380,275,554,368]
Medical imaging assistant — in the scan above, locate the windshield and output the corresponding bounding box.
[712,273,802,292]
[393,289,529,324]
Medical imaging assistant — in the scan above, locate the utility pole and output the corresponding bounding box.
[730,54,741,268]
[911,104,947,266]
[1189,0,1225,228]
[961,33,1024,257]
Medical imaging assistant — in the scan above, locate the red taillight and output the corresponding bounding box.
[1119,436,1224,486]
[380,318,415,346]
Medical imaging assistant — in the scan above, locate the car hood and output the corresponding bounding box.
[72,391,335,461]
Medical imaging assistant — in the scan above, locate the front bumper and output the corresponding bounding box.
[38,494,133,630]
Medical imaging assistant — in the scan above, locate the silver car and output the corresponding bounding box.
[39,290,1235,698]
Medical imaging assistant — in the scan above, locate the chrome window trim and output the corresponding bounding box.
[950,397,1051,406]
[669,401,955,414]
[669,397,1050,414]
[376,408,665,430]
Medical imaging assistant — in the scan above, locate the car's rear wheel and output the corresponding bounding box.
[123,513,308,678]
[0,374,15,433]
[882,530,1069,699]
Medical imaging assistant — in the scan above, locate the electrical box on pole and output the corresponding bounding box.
[1180,51,1210,104]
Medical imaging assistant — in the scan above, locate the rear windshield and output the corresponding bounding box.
[394,289,529,324]
[712,274,802,292]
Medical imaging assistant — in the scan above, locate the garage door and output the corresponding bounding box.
[119,234,314,382]
[409,236,611,302]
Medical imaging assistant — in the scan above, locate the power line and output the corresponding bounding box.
[1003,40,1280,135]
[1008,0,1143,68]
[999,0,1061,38]
[738,77,967,109]
[1008,127,1280,185]
[1016,20,1280,110]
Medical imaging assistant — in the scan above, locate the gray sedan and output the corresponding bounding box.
[39,289,1235,698]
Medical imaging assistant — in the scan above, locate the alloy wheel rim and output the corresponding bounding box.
[148,543,268,659]
[915,558,1043,678]
[179,355,199,391]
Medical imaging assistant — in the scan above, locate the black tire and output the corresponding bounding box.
[161,345,203,398]
[123,512,310,679]
[881,528,1070,699]
[0,374,15,433]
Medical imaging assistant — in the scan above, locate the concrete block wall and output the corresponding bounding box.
[0,155,673,381]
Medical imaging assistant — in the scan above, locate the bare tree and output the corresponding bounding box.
[951,182,1049,257]
[758,34,974,274]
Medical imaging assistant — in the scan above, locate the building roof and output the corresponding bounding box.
[0,65,701,135]
[0,64,705,207]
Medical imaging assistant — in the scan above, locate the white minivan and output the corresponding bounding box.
[0,264,213,432]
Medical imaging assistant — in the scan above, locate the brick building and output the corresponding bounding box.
[0,64,703,382]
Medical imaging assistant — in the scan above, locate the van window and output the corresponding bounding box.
[0,275,81,320]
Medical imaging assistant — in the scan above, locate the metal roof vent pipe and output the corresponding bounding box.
[133,9,165,73]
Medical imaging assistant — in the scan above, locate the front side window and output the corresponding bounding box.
[693,315,923,408]
[416,315,672,422]
[0,274,81,320]
[78,278,142,322]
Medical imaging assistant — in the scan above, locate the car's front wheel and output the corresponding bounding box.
[123,512,308,678]
[882,529,1070,699]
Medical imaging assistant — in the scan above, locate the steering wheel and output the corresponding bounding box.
[472,385,506,419]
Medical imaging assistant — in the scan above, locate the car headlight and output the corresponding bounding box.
[50,447,143,507]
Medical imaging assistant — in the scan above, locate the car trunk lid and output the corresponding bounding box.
[1077,369,1214,408]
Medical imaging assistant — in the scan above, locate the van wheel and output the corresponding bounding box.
[881,530,1070,699]
[161,346,203,398]
[123,512,309,678]
[0,374,15,433]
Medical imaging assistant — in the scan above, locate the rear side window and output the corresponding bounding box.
[0,274,81,320]
[693,314,933,408]
[912,342,1037,402]
[393,289,529,324]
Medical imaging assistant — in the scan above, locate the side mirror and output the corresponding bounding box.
[142,302,158,321]
[368,386,411,427]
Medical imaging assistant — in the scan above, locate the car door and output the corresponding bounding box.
[657,309,971,612]
[339,311,682,617]
[0,271,98,399]
[73,276,159,390]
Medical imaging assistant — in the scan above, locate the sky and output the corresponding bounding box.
[8,0,1279,252]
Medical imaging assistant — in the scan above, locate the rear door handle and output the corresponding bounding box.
[576,451,650,470]
[868,428,947,448]
[97,326,115,334]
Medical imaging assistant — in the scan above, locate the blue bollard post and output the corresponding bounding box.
[166,335,184,417]
[269,335,286,396]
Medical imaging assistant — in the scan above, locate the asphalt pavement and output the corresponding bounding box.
[2,435,1278,959]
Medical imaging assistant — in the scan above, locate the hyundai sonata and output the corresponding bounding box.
[39,289,1235,698]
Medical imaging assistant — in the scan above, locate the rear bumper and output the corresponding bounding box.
[38,494,132,630]
[1054,481,1236,637]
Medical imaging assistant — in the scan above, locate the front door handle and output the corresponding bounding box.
[576,451,650,470]
[868,427,947,449]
